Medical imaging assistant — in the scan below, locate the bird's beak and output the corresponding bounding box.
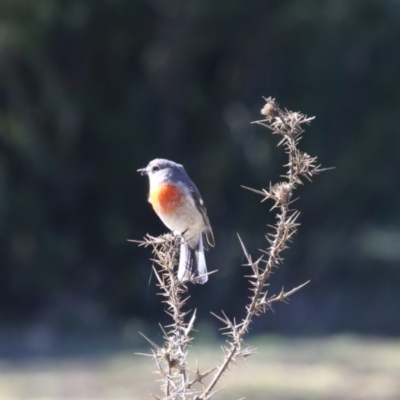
[137,167,147,175]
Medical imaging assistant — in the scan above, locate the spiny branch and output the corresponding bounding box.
[202,97,329,398]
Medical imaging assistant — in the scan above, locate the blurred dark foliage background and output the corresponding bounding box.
[0,0,400,346]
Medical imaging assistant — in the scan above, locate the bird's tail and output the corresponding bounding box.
[178,235,208,284]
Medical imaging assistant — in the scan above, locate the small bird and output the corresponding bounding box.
[138,158,214,284]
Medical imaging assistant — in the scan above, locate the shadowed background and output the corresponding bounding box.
[0,1,400,398]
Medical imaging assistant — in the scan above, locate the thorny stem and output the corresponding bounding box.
[134,235,196,399]
[204,206,290,396]
[202,98,327,399]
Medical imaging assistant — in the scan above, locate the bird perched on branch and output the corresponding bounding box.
[138,158,214,284]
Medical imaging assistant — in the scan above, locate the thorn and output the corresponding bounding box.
[138,332,160,350]
[185,309,197,336]
[241,185,268,197]
[237,234,251,264]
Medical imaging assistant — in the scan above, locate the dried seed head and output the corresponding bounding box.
[276,183,291,204]
[261,97,280,118]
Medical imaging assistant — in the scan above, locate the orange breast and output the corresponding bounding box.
[150,183,183,215]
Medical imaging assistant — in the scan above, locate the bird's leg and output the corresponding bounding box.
[176,229,189,245]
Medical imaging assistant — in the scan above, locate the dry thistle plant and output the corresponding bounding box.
[134,97,329,399]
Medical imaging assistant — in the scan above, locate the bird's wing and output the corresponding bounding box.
[189,186,215,248]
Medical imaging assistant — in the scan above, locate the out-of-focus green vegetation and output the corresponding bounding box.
[0,0,400,335]
[0,335,399,399]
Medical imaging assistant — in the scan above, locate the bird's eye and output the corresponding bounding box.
[152,166,160,172]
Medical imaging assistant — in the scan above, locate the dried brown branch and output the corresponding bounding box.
[135,233,199,398]
[201,97,329,399]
